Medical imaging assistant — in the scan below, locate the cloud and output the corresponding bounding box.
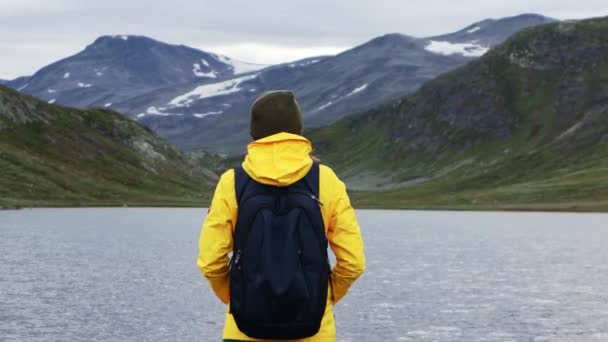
[0,0,79,16]
[1,0,608,79]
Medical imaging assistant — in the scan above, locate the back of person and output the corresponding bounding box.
[198,91,365,341]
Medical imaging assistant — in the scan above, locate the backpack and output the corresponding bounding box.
[230,161,330,339]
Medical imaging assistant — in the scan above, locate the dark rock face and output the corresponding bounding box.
[0,86,54,126]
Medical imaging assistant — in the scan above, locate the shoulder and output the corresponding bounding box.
[319,163,339,181]
[219,168,235,184]
[318,163,346,195]
[211,168,236,197]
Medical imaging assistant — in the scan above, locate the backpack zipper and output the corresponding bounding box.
[310,194,324,206]
[233,249,243,270]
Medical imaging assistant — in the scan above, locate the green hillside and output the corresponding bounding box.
[310,17,608,211]
[0,85,216,208]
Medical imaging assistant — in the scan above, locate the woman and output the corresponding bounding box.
[198,90,365,341]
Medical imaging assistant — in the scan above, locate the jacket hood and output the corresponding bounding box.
[242,132,313,187]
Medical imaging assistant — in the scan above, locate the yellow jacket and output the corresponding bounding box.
[198,132,365,341]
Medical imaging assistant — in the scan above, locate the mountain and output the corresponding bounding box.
[4,14,555,154]
[309,16,608,210]
[135,14,556,153]
[0,84,216,208]
[5,35,267,111]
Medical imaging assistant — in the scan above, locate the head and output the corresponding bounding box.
[250,90,303,140]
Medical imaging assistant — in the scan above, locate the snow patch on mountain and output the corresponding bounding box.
[313,84,368,112]
[425,40,489,57]
[288,59,322,68]
[212,54,267,74]
[467,26,481,33]
[48,99,56,104]
[104,103,112,108]
[64,72,70,79]
[48,89,56,93]
[230,59,267,74]
[110,35,129,40]
[193,111,223,118]
[193,62,217,78]
[137,106,184,118]
[169,74,258,106]
[78,82,93,88]
[317,101,333,111]
[146,106,164,115]
[346,84,368,97]
[18,83,29,91]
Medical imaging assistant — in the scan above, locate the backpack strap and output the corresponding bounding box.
[234,165,251,205]
[302,161,320,199]
[235,161,320,204]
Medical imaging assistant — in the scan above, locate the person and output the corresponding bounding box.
[197,90,365,342]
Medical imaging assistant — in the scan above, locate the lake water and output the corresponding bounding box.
[1,208,607,341]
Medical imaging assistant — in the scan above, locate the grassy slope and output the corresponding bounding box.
[309,18,608,211]
[0,86,215,208]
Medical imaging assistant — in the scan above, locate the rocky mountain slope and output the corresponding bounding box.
[0,85,215,207]
[310,16,608,210]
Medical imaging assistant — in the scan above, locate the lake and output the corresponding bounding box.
[1,208,607,341]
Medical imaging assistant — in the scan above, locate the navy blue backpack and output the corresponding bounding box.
[230,162,330,339]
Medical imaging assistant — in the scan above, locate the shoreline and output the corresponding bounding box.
[2,204,607,214]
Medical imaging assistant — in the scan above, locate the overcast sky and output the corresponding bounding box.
[1,0,608,79]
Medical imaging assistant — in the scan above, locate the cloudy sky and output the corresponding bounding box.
[1,0,608,79]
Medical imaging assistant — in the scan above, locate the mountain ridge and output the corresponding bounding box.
[3,14,555,153]
[5,34,268,111]
[134,13,555,153]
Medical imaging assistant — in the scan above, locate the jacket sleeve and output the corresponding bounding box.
[326,172,366,304]
[197,170,237,304]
